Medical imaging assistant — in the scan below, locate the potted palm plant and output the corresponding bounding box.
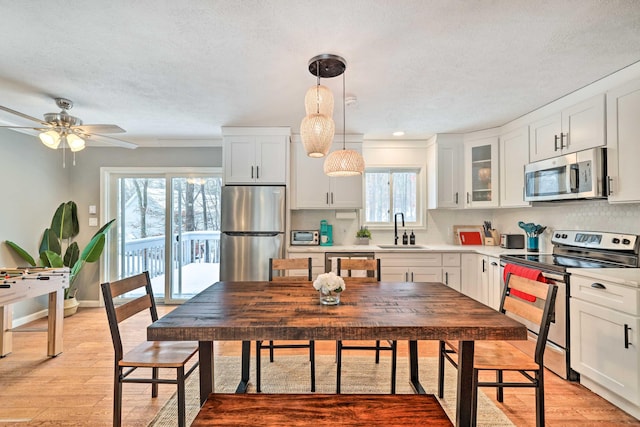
[5,201,115,316]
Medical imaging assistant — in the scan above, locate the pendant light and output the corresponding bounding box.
[300,54,345,158]
[324,66,365,177]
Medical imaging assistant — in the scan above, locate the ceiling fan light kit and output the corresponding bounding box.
[0,96,136,167]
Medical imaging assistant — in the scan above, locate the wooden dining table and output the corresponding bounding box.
[147,280,527,427]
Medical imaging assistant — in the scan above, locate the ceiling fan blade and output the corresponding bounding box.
[0,105,50,126]
[72,124,126,134]
[0,125,47,130]
[86,133,138,149]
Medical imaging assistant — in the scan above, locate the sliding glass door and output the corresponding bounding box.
[103,168,222,302]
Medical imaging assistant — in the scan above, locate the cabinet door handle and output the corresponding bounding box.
[591,282,606,289]
[491,261,498,266]
[455,192,459,204]
[326,193,329,204]
[411,272,414,282]
[466,192,470,204]
[445,271,449,285]
[405,272,408,282]
[256,166,259,179]
[331,192,334,204]
[554,135,559,151]
[625,324,632,349]
[607,176,614,196]
[560,132,567,149]
[482,259,486,273]
[251,166,254,179]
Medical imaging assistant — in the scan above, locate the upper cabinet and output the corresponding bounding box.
[222,127,290,185]
[427,134,464,209]
[607,79,640,203]
[529,94,606,162]
[291,138,363,209]
[464,136,499,208]
[499,126,530,208]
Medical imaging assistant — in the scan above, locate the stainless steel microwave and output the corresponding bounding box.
[524,148,606,202]
[291,230,320,245]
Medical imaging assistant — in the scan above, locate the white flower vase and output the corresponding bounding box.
[319,288,341,305]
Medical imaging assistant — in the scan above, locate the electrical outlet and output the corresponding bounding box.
[89,205,97,215]
[89,218,98,227]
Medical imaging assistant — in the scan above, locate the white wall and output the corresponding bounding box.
[0,129,71,319]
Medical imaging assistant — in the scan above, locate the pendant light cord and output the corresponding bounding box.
[342,71,346,150]
[316,60,320,114]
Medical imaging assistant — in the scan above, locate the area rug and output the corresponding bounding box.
[148,355,514,426]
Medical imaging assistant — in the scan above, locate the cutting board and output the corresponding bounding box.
[453,225,485,245]
[459,231,483,245]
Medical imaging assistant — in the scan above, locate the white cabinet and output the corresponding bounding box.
[427,134,464,209]
[291,140,363,209]
[606,79,640,203]
[464,137,499,208]
[486,256,502,310]
[529,95,605,162]
[377,252,443,282]
[222,127,290,184]
[499,126,530,208]
[570,274,640,407]
[442,253,461,292]
[461,253,500,308]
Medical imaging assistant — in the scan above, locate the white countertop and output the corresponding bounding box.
[567,268,640,287]
[288,244,529,257]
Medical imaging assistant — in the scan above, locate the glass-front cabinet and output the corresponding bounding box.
[464,137,499,208]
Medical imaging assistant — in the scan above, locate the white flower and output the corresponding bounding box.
[313,272,346,293]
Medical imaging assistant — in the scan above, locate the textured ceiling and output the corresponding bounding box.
[1,0,639,147]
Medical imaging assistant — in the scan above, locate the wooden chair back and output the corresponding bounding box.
[500,273,558,364]
[336,258,381,283]
[101,271,158,362]
[269,257,312,282]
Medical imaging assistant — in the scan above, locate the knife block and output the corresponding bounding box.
[484,230,500,246]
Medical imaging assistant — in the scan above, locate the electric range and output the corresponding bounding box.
[500,230,640,381]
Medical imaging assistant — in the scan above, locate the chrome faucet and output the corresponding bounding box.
[394,212,405,245]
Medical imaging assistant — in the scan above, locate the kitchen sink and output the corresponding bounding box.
[376,244,429,249]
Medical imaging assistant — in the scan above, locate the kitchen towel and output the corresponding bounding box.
[502,264,546,302]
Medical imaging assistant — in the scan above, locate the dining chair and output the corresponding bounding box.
[101,271,199,427]
[256,257,316,392]
[437,272,558,427]
[336,257,397,394]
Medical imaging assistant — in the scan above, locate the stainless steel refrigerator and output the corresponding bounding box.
[219,185,286,281]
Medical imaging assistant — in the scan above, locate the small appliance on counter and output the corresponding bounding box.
[291,230,319,246]
[500,234,525,249]
[320,220,333,246]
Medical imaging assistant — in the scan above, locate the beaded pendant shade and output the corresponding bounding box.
[324,69,365,176]
[300,54,345,158]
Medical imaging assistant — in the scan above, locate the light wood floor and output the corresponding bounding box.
[0,306,638,426]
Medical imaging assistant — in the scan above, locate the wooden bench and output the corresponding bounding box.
[192,393,452,426]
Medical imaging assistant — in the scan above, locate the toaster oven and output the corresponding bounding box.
[291,230,320,245]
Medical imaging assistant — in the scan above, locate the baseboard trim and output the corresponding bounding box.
[11,299,101,327]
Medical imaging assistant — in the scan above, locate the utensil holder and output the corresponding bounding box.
[527,236,539,252]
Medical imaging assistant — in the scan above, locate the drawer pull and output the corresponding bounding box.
[625,324,632,349]
[591,282,606,289]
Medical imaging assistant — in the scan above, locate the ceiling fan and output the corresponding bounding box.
[0,97,138,156]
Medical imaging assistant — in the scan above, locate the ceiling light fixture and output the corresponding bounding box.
[300,54,345,158]
[324,62,365,177]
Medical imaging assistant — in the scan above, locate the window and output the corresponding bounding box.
[364,168,419,225]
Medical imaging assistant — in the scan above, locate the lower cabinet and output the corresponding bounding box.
[570,274,640,408]
[377,252,443,282]
[461,253,501,309]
